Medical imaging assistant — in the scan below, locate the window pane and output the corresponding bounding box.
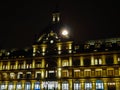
[25,82,31,90]
[96,80,104,89]
[8,82,14,90]
[85,81,92,90]
[16,82,22,90]
[34,82,40,90]
[62,81,69,90]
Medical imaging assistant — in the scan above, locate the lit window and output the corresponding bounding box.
[84,69,91,77]
[99,59,102,64]
[95,69,102,76]
[43,81,58,90]
[2,64,7,70]
[107,69,114,76]
[26,64,32,69]
[96,80,104,89]
[95,59,98,65]
[1,82,7,90]
[62,60,68,66]
[25,82,31,90]
[62,70,68,77]
[105,42,112,47]
[8,82,14,90]
[34,82,40,90]
[95,43,101,48]
[84,44,90,49]
[62,81,69,90]
[17,72,23,79]
[74,70,80,77]
[85,81,92,90]
[10,73,15,79]
[94,58,102,65]
[74,81,81,90]
[2,73,7,79]
[16,82,22,90]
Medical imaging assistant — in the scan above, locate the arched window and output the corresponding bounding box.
[16,82,22,90]
[34,81,40,90]
[96,80,104,90]
[85,80,92,90]
[25,82,31,90]
[62,81,69,90]
[74,80,81,90]
[8,82,14,90]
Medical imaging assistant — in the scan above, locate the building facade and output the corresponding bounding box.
[0,11,120,90]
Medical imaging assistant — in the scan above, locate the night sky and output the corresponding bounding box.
[0,0,119,49]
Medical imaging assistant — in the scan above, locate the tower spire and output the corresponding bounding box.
[52,1,60,23]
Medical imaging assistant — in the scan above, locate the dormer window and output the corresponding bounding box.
[95,43,101,48]
[75,45,79,50]
[105,42,112,47]
[84,44,90,49]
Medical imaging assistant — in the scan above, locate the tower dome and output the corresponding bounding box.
[34,9,72,45]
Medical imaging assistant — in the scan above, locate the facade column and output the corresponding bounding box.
[69,79,73,90]
[32,59,35,68]
[69,57,72,66]
[22,80,25,90]
[15,60,18,69]
[31,80,35,90]
[116,80,120,90]
[80,80,85,90]
[113,54,118,64]
[57,57,61,67]
[8,61,10,70]
[41,69,45,79]
[41,58,45,79]
[41,58,45,68]
[14,81,17,90]
[104,80,107,90]
[40,81,44,90]
[57,57,61,78]
[80,56,84,66]
[6,81,8,90]
[91,56,94,65]
[92,79,96,90]
[58,80,61,90]
[102,55,106,65]
[0,61,3,70]
[23,60,26,69]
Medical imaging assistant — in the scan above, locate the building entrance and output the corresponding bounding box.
[43,81,58,90]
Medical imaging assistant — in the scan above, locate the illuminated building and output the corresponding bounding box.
[0,10,120,90]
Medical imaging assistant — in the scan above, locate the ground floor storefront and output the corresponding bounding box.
[0,79,120,90]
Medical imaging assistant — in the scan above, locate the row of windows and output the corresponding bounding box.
[62,69,119,77]
[1,57,120,70]
[0,82,40,90]
[0,80,117,90]
[0,68,119,80]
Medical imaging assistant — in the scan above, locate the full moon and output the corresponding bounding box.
[61,29,68,36]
